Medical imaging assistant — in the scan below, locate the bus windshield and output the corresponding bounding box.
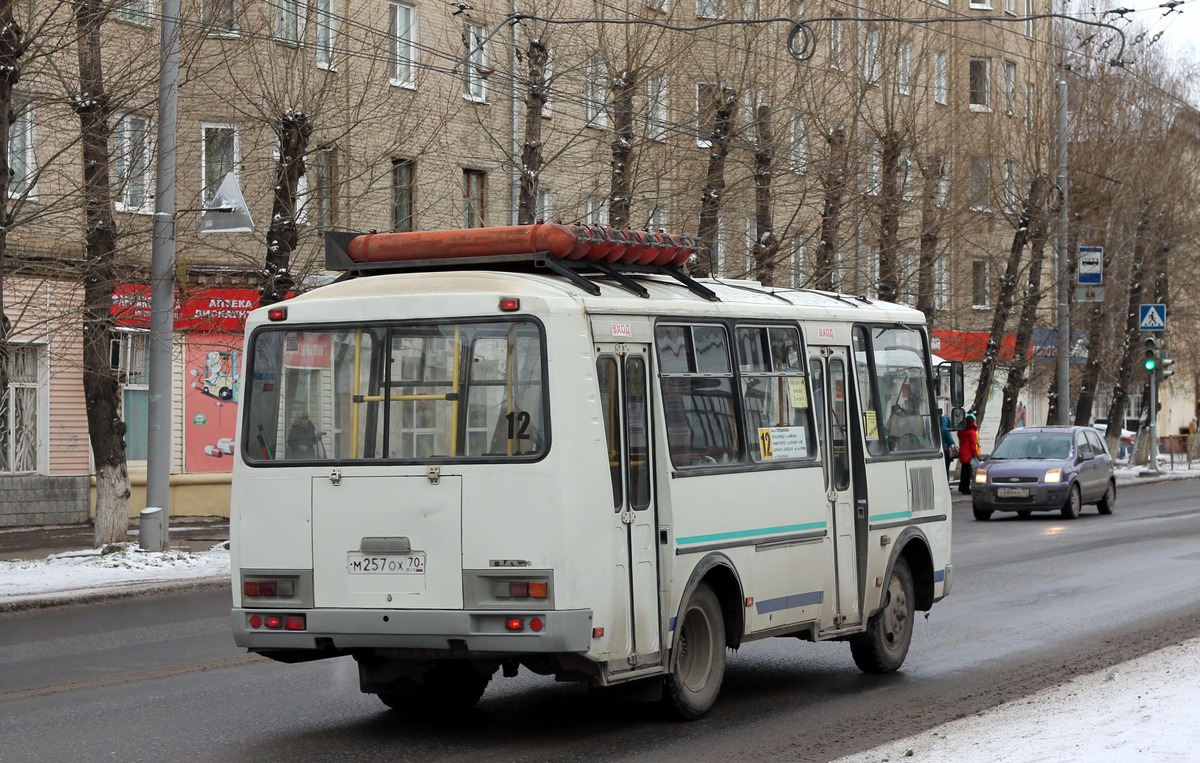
[242,319,547,463]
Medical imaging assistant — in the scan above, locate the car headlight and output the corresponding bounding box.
[974,468,988,484]
[1044,468,1063,483]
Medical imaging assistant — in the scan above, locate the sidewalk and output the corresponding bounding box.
[0,516,229,562]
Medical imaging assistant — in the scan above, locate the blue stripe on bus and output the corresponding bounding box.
[869,511,913,522]
[675,522,827,546]
[754,590,824,614]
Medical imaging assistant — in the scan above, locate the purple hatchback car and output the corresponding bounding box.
[971,426,1116,521]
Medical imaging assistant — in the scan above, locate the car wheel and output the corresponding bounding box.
[851,557,915,674]
[1097,481,1116,515]
[663,583,726,720]
[1061,484,1082,519]
[972,507,993,521]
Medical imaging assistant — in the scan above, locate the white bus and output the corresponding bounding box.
[230,224,964,719]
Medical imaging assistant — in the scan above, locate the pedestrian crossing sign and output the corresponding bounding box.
[1139,304,1166,331]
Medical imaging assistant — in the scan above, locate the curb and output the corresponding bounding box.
[0,576,230,615]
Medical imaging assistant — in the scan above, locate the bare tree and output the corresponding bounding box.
[695,86,736,277]
[0,0,27,394]
[517,38,548,225]
[73,0,129,545]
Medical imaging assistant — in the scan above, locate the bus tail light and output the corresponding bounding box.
[505,617,525,631]
[492,579,549,599]
[243,578,296,598]
[246,613,306,631]
[267,307,288,321]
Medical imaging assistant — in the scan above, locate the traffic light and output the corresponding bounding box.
[1143,337,1160,372]
[1160,353,1175,380]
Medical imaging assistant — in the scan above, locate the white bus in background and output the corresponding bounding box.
[230,224,964,719]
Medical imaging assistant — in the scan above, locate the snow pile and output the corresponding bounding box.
[0,542,230,609]
[836,638,1200,762]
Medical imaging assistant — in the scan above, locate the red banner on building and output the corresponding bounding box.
[111,284,263,333]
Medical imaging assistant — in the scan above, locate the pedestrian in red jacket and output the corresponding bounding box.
[957,413,980,495]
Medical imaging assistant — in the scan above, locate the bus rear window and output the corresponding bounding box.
[243,320,547,463]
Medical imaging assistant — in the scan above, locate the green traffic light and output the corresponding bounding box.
[1144,358,1157,371]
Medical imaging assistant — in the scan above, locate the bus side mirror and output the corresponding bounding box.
[938,360,966,408]
[950,407,966,430]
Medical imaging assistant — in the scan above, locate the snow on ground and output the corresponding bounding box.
[834,639,1200,763]
[0,541,230,609]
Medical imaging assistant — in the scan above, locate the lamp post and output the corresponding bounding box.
[144,0,180,551]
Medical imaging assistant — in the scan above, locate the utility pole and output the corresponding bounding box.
[145,0,180,550]
[1055,64,1070,424]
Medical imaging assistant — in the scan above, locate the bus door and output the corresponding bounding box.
[807,346,862,630]
[596,344,661,671]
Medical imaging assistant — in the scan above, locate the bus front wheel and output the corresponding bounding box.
[851,557,914,674]
[664,583,726,720]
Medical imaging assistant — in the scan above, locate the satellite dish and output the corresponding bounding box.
[198,171,255,234]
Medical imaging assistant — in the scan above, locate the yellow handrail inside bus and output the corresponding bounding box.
[451,326,461,456]
[352,330,362,458]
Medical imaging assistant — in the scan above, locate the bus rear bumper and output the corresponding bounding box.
[231,607,594,655]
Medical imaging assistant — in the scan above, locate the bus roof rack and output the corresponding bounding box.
[324,226,720,302]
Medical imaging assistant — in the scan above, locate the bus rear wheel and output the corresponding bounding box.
[664,583,726,720]
[851,557,914,674]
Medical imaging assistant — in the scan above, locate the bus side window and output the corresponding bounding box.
[656,324,740,468]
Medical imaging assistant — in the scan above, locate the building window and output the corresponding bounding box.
[585,196,607,225]
[972,260,990,308]
[203,0,238,35]
[1004,60,1017,115]
[8,102,35,197]
[388,3,416,88]
[1026,81,1036,131]
[311,148,336,229]
[109,332,149,461]
[645,71,667,141]
[970,160,991,210]
[536,187,552,223]
[316,0,336,69]
[647,0,666,10]
[696,0,722,18]
[935,256,948,310]
[0,344,43,474]
[391,158,415,232]
[789,114,806,173]
[969,0,992,8]
[898,43,913,96]
[463,168,486,227]
[542,52,554,116]
[934,51,948,105]
[201,123,237,204]
[116,0,152,25]
[865,146,881,196]
[791,237,806,288]
[937,160,949,206]
[463,23,487,102]
[1004,159,1019,212]
[274,0,302,44]
[696,82,722,147]
[1025,0,1035,37]
[585,56,607,126]
[828,20,842,68]
[648,204,666,230]
[114,113,151,212]
[969,57,990,111]
[864,28,883,83]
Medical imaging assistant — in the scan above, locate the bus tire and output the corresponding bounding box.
[1061,484,1082,520]
[851,557,914,674]
[425,661,493,710]
[664,583,726,720]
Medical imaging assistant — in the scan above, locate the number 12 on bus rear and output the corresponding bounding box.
[230,224,964,719]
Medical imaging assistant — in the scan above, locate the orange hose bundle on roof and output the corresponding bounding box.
[345,224,695,268]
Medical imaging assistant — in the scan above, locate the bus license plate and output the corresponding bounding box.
[997,487,1029,498]
[346,553,426,574]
